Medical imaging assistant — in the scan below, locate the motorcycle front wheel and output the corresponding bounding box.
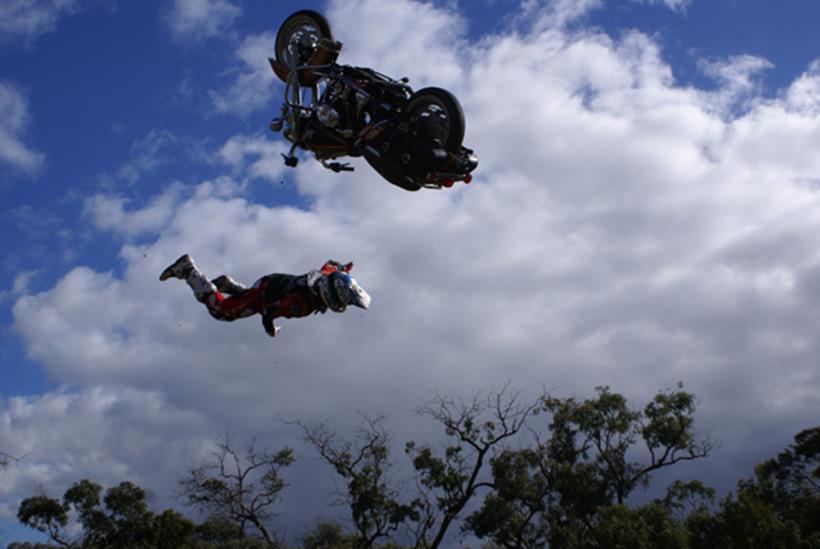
[405,87,465,152]
[274,10,333,70]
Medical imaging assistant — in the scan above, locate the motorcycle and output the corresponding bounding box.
[268,10,478,191]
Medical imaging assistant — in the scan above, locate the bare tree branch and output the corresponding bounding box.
[409,383,537,548]
[297,415,415,548]
[179,433,293,546]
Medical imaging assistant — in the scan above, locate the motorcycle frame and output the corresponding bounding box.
[274,61,476,189]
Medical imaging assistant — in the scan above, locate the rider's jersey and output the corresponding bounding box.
[206,261,351,327]
[260,272,326,319]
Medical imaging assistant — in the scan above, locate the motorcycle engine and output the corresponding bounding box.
[316,104,340,128]
[317,81,351,129]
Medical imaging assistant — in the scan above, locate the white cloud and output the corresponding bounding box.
[0,387,213,518]
[326,0,468,87]
[7,0,820,537]
[164,0,241,42]
[95,128,213,190]
[99,129,179,187]
[218,134,289,183]
[0,0,81,43]
[84,183,186,238]
[633,0,690,12]
[209,32,277,116]
[0,271,38,305]
[0,82,45,176]
[786,58,820,115]
[699,54,774,114]
[530,0,604,30]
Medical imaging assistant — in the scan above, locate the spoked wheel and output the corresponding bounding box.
[274,10,333,70]
[405,87,465,152]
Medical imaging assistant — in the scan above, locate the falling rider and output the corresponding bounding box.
[159,254,370,337]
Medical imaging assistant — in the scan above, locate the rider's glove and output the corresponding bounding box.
[262,313,280,337]
[321,260,353,275]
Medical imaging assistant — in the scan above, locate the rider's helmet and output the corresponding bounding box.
[316,272,371,312]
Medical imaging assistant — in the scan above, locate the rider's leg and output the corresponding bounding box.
[211,275,249,296]
[160,254,220,304]
[160,255,258,320]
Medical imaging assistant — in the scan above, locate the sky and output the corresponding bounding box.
[1,0,819,544]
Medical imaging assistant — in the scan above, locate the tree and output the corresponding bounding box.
[190,516,270,548]
[299,415,418,548]
[406,386,535,548]
[17,494,70,547]
[693,427,820,549]
[17,479,196,548]
[299,387,534,549]
[465,447,549,549]
[179,433,294,546]
[301,521,356,549]
[466,384,715,548]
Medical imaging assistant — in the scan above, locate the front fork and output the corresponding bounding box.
[271,75,321,165]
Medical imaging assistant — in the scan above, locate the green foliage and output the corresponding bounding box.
[17,495,69,544]
[192,516,245,544]
[467,384,714,548]
[179,434,294,546]
[302,521,356,549]
[464,448,548,549]
[300,416,418,548]
[692,427,820,549]
[17,479,196,548]
[407,388,534,548]
[153,509,196,549]
[9,388,819,549]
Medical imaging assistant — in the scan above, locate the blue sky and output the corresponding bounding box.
[2,0,820,544]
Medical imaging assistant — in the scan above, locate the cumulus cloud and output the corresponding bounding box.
[699,54,774,114]
[218,134,290,183]
[786,58,820,115]
[164,0,241,42]
[0,387,213,517]
[95,128,212,190]
[634,0,690,12]
[0,82,45,176]
[0,0,81,43]
[209,32,277,116]
[98,128,179,187]
[326,0,468,87]
[528,0,603,30]
[7,0,820,536]
[0,271,38,305]
[84,183,186,238]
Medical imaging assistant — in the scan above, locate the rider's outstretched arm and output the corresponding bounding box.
[261,312,280,337]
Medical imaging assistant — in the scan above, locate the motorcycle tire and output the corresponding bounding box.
[405,87,465,152]
[274,10,333,70]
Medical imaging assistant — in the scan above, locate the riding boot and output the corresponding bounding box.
[159,254,195,281]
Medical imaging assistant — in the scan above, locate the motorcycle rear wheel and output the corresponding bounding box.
[405,87,465,152]
[275,10,333,70]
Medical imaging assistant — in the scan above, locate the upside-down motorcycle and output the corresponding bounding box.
[269,10,478,191]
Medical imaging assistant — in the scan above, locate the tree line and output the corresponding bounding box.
[5,384,819,548]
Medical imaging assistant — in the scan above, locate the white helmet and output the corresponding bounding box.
[316,272,371,312]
